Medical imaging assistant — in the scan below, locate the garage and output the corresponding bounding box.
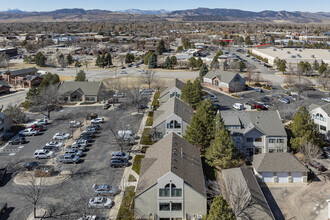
[292,172,303,183]
[277,172,289,183]
[262,172,274,183]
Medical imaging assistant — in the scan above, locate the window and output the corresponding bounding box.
[269,149,275,153]
[277,149,283,153]
[235,138,241,143]
[171,203,182,211]
[255,138,262,142]
[255,148,262,154]
[171,184,182,197]
[247,138,253,142]
[159,203,170,211]
[159,184,170,197]
[155,132,163,138]
[167,120,181,129]
[320,125,326,131]
[277,139,284,143]
[269,139,275,143]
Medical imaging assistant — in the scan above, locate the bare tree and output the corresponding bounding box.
[18,172,45,218]
[124,84,143,113]
[317,76,330,90]
[139,69,156,89]
[253,72,262,84]
[109,120,130,152]
[205,180,222,201]
[284,74,296,87]
[31,84,59,119]
[300,141,322,163]
[245,64,255,85]
[153,77,165,91]
[3,104,26,126]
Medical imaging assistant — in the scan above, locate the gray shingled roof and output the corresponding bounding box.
[0,80,10,88]
[159,78,185,98]
[153,97,194,127]
[59,81,102,96]
[320,103,330,116]
[136,132,206,197]
[9,67,38,76]
[253,153,309,173]
[204,70,242,84]
[221,111,287,137]
[222,167,275,220]
[24,75,43,81]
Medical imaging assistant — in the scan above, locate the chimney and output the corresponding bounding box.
[180,148,183,158]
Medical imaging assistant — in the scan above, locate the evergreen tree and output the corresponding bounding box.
[215,50,223,59]
[34,52,47,67]
[66,54,73,65]
[165,56,171,69]
[184,40,191,49]
[196,57,203,69]
[188,57,196,70]
[148,53,157,69]
[190,79,203,109]
[75,70,87,82]
[39,73,60,90]
[105,53,112,67]
[176,46,184,52]
[181,80,193,104]
[199,63,209,82]
[318,63,328,75]
[156,39,165,55]
[170,56,177,68]
[184,99,216,151]
[96,55,102,67]
[58,53,65,67]
[290,106,318,150]
[75,60,81,68]
[206,113,238,169]
[278,60,287,73]
[144,52,152,65]
[245,36,252,45]
[203,196,235,220]
[125,53,134,64]
[210,57,220,70]
[238,61,245,72]
[313,60,319,71]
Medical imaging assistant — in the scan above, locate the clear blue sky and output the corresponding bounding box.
[1,0,329,12]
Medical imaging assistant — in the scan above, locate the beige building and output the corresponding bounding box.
[159,78,185,104]
[203,70,246,93]
[135,133,207,220]
[309,103,330,140]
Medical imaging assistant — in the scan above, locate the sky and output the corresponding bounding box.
[0,0,329,12]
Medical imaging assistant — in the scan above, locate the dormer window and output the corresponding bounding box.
[159,183,182,197]
[167,120,181,129]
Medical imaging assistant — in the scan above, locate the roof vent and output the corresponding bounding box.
[181,148,183,158]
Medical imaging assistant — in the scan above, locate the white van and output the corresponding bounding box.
[118,130,137,145]
[233,103,243,110]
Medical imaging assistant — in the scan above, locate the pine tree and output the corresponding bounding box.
[34,52,46,67]
[188,57,196,70]
[313,60,319,71]
[278,60,286,73]
[75,70,87,82]
[199,63,209,82]
[144,52,152,65]
[181,80,193,104]
[148,53,157,69]
[156,39,165,55]
[203,196,235,220]
[105,53,112,67]
[66,54,73,65]
[191,79,203,109]
[206,113,238,169]
[196,57,203,69]
[184,99,216,151]
[96,55,102,67]
[165,56,171,69]
[170,56,177,68]
[290,106,318,150]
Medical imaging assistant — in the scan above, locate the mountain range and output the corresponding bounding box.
[0,8,329,23]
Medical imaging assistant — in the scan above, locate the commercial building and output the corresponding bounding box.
[0,48,18,57]
[203,70,246,93]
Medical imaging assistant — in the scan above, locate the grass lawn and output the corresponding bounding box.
[132,155,145,175]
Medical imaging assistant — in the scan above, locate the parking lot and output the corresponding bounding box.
[0,102,143,219]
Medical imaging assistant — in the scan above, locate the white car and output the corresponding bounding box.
[88,197,113,209]
[72,139,88,148]
[322,97,330,102]
[22,128,40,136]
[45,141,64,148]
[34,150,54,159]
[113,93,124,98]
[34,119,48,126]
[120,71,127,74]
[91,118,104,124]
[233,103,243,110]
[69,121,81,128]
[53,133,71,140]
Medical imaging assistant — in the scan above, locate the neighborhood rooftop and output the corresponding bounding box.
[136,132,206,197]
[160,78,185,97]
[59,81,103,96]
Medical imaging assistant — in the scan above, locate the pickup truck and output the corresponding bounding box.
[57,153,80,164]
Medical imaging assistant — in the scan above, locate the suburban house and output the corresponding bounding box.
[135,132,207,220]
[253,153,309,183]
[159,78,185,103]
[58,81,106,103]
[309,103,330,139]
[1,67,39,85]
[152,97,194,141]
[203,70,246,93]
[0,80,11,94]
[221,167,275,220]
[221,111,287,156]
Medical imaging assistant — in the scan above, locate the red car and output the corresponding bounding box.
[253,103,267,110]
[309,161,327,172]
[29,124,43,131]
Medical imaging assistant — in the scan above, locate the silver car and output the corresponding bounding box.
[88,197,113,208]
[93,184,119,196]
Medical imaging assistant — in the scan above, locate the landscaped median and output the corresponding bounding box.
[132,155,145,175]
[116,186,135,220]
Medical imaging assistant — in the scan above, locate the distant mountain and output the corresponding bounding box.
[166,8,330,23]
[0,8,328,23]
[1,9,26,13]
[115,9,170,15]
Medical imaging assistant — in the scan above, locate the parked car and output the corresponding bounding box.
[213,103,220,110]
[45,141,64,148]
[111,152,130,160]
[309,161,327,172]
[65,148,83,157]
[0,167,6,184]
[33,150,54,159]
[322,97,330,102]
[107,98,119,104]
[72,139,88,148]
[86,113,98,120]
[93,184,119,196]
[204,95,217,102]
[233,103,243,110]
[53,133,70,140]
[118,130,137,143]
[57,68,64,71]
[23,161,40,171]
[278,98,290,104]
[87,124,101,130]
[57,153,80,164]
[253,103,267,110]
[8,137,26,145]
[110,158,129,167]
[103,103,111,109]
[29,124,44,131]
[120,71,127,74]
[34,119,48,126]
[79,136,93,142]
[91,117,105,124]
[80,132,96,138]
[255,88,263,93]
[69,121,81,128]
[88,197,113,208]
[113,93,124,98]
[261,96,271,103]
[21,128,40,136]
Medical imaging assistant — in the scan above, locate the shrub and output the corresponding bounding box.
[128,174,137,182]
[152,91,160,109]
[148,111,154,117]
[140,145,149,153]
[132,155,145,175]
[140,128,153,145]
[116,186,135,220]
[254,82,262,87]
[231,94,240,98]
[263,85,271,90]
[146,117,153,126]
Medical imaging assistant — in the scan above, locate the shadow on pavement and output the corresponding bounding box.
[260,184,285,220]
